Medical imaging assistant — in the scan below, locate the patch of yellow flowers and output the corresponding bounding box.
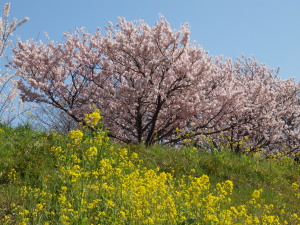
[84,109,102,128]
[2,110,300,225]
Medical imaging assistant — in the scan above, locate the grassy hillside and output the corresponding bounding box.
[0,122,300,224]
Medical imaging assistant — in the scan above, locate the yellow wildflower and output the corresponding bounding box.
[86,146,98,157]
[119,211,126,218]
[252,189,263,199]
[84,110,101,127]
[69,129,83,143]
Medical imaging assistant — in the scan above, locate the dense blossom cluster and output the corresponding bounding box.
[11,16,300,154]
[2,112,300,224]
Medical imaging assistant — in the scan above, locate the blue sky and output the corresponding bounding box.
[7,0,300,82]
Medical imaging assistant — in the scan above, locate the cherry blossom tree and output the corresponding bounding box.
[214,56,300,155]
[11,16,300,154]
[0,2,29,125]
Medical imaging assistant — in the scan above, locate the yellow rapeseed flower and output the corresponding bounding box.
[119,148,128,156]
[61,186,68,191]
[84,110,101,127]
[252,189,263,199]
[69,129,83,143]
[119,211,126,218]
[35,203,44,211]
[86,146,98,157]
[292,182,299,191]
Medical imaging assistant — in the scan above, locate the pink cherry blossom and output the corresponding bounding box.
[11,16,300,155]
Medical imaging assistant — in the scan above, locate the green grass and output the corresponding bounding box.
[0,124,300,224]
[124,143,300,206]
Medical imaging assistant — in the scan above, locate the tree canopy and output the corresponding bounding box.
[11,17,300,155]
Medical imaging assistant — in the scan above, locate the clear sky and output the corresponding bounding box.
[7,0,300,82]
